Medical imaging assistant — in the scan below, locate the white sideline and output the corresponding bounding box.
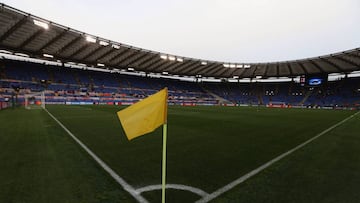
[136,184,209,197]
[195,111,360,203]
[44,108,149,203]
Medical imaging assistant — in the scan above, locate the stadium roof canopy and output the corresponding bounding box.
[0,3,360,79]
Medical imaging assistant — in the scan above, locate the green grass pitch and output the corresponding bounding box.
[0,105,359,202]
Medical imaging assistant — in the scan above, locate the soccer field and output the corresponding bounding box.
[1,105,360,203]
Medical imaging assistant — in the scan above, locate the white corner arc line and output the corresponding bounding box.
[44,108,149,203]
[136,184,209,197]
[196,111,360,203]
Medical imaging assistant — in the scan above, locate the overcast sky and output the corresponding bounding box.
[2,0,360,63]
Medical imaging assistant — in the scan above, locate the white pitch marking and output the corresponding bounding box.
[196,111,360,203]
[44,108,149,203]
[136,184,209,197]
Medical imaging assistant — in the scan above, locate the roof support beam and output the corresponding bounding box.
[263,64,270,77]
[286,63,294,76]
[318,58,343,72]
[55,35,83,55]
[81,45,105,61]
[146,59,168,71]
[122,52,148,67]
[344,52,360,59]
[308,60,326,72]
[182,64,203,75]
[116,50,141,66]
[148,61,176,72]
[0,16,28,42]
[333,55,360,69]
[137,55,159,68]
[177,62,200,73]
[237,68,248,78]
[296,62,309,75]
[216,67,230,77]
[157,60,182,72]
[107,48,130,64]
[228,67,239,77]
[188,63,210,75]
[276,63,280,76]
[134,54,156,68]
[17,28,45,49]
[198,63,220,75]
[251,65,259,78]
[69,43,92,58]
[206,65,225,76]
[93,47,117,62]
[171,61,198,73]
[38,29,68,52]
[141,58,163,71]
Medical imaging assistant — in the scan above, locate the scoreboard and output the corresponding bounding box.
[300,74,328,87]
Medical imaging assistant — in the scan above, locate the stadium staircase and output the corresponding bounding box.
[300,89,313,105]
[199,85,230,105]
[257,86,264,105]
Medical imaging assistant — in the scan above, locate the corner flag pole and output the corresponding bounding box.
[161,123,168,203]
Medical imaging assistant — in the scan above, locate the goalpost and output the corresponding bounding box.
[24,91,45,110]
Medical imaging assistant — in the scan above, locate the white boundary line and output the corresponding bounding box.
[136,184,209,197]
[44,108,149,203]
[195,111,360,203]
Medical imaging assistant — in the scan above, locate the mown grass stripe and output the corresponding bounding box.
[196,111,360,203]
[44,108,149,203]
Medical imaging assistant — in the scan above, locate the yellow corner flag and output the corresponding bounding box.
[117,88,168,140]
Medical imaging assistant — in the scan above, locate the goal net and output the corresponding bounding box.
[25,91,45,110]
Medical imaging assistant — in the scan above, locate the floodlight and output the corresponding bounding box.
[128,67,135,71]
[244,64,251,68]
[168,56,176,61]
[233,76,239,79]
[160,55,167,60]
[112,44,120,49]
[86,36,96,43]
[229,64,236,68]
[223,64,230,68]
[201,61,207,65]
[97,63,105,67]
[176,57,183,62]
[15,53,29,57]
[33,19,49,29]
[43,54,53,58]
[162,71,168,75]
[99,41,109,46]
[236,64,243,68]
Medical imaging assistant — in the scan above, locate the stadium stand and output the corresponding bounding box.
[0,58,359,109]
[0,59,218,106]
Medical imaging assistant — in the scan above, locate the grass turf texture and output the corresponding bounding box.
[0,108,136,203]
[1,105,359,202]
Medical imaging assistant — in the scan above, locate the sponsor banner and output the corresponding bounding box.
[291,105,307,109]
[0,102,10,110]
[46,102,65,105]
[181,103,196,106]
[121,102,135,105]
[65,102,93,105]
[196,103,216,106]
[223,103,236,107]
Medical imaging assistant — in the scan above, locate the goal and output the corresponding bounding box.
[25,91,45,109]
